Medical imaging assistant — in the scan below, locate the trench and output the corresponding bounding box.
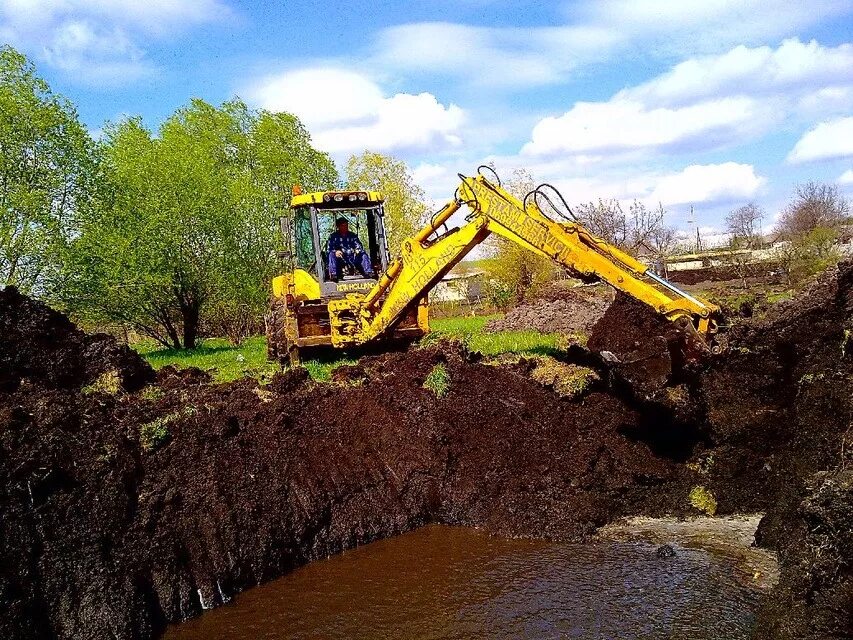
[163,525,765,640]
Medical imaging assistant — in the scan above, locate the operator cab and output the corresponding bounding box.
[289,189,390,298]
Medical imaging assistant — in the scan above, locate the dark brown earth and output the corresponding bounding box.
[0,286,154,392]
[668,262,783,286]
[484,281,613,336]
[2,259,853,640]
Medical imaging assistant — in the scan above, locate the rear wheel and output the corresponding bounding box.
[265,296,301,366]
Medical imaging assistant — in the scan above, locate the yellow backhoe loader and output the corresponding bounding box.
[266,167,720,365]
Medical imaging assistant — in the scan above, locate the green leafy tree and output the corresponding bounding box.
[774,183,850,284]
[344,151,428,253]
[63,99,336,348]
[0,46,95,294]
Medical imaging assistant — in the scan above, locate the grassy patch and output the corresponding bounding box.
[529,357,598,398]
[140,413,175,452]
[135,336,278,383]
[82,370,122,395]
[429,314,562,357]
[423,362,450,398]
[134,313,562,384]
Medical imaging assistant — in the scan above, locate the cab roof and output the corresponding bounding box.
[290,190,384,208]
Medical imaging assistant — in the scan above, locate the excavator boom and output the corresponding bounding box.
[325,169,720,352]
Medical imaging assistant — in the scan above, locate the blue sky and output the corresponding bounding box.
[2,0,852,240]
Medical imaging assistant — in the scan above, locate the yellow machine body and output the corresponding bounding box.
[267,175,720,364]
[266,189,429,364]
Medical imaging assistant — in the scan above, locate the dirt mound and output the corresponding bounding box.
[754,470,853,639]
[668,263,781,285]
[0,286,153,392]
[695,259,853,636]
[586,293,684,393]
[485,283,613,336]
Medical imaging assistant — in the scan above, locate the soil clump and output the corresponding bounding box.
[0,286,154,392]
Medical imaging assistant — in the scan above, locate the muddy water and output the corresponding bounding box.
[165,525,761,640]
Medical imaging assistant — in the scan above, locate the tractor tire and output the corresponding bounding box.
[265,296,296,365]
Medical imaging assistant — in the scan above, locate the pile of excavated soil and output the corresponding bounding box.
[485,282,613,336]
[0,286,154,392]
[2,260,853,640]
[668,263,782,286]
[698,261,853,638]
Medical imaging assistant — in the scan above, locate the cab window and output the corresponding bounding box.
[294,208,317,274]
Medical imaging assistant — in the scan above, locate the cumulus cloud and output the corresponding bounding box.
[248,68,464,155]
[839,169,853,185]
[522,97,765,156]
[648,163,765,205]
[521,38,853,159]
[787,117,853,163]
[621,39,853,107]
[0,0,230,83]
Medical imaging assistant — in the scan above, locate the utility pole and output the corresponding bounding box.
[687,205,702,253]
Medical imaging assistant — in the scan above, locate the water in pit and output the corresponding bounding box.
[165,525,761,640]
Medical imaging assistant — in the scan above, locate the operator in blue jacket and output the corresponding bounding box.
[327,217,375,281]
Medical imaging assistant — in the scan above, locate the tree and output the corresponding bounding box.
[773,182,850,284]
[344,152,428,253]
[726,203,765,246]
[482,168,560,306]
[0,46,95,294]
[726,203,765,287]
[777,226,841,284]
[575,199,628,247]
[63,99,337,348]
[575,198,675,258]
[775,182,850,238]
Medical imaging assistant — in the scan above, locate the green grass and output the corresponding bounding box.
[135,335,354,383]
[134,313,562,383]
[423,362,451,397]
[135,336,279,383]
[429,314,562,357]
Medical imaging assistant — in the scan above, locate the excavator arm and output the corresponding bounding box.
[327,170,720,350]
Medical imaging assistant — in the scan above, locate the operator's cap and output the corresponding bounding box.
[335,217,348,226]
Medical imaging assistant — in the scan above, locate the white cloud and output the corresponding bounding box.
[648,163,765,205]
[621,39,853,107]
[373,22,620,87]
[41,20,152,82]
[249,68,385,128]
[370,3,852,89]
[248,68,464,155]
[521,38,853,160]
[787,117,853,163]
[0,0,230,83]
[522,97,765,156]
[577,0,849,52]
[839,169,853,185]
